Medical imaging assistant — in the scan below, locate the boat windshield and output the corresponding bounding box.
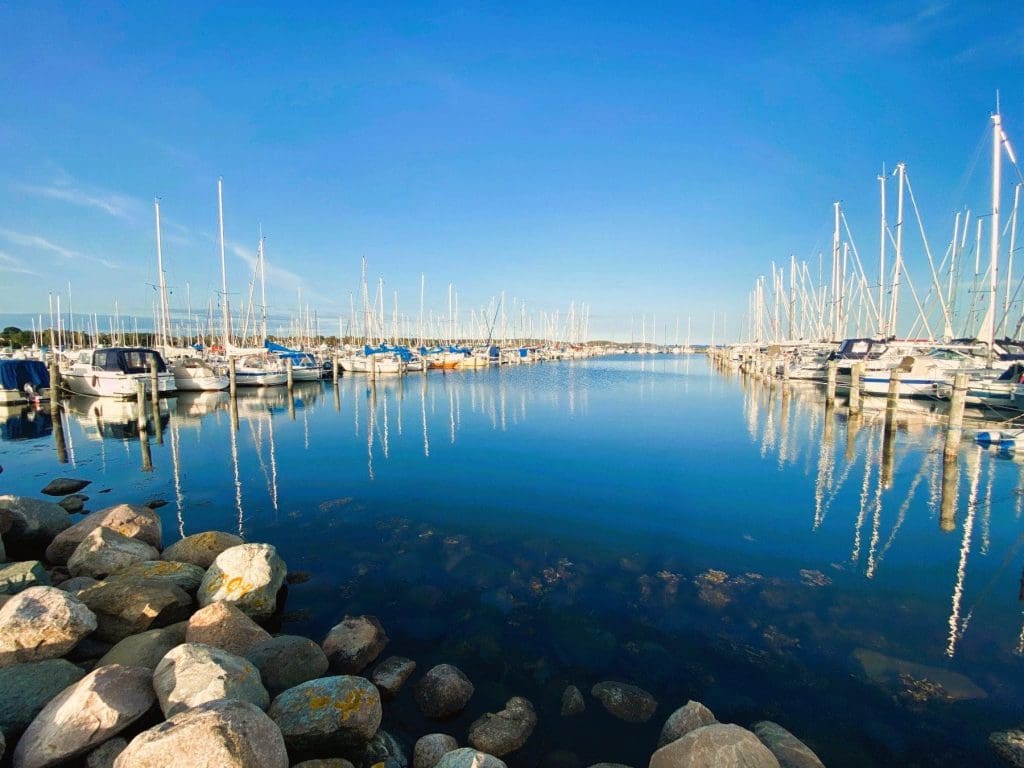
[94,348,167,374]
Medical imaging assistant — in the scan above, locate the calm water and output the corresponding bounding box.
[2,356,1023,767]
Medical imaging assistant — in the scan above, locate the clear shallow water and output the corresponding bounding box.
[2,356,1023,767]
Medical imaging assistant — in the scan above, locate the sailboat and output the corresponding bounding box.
[682,316,695,355]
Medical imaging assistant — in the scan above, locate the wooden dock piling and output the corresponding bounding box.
[228,358,237,397]
[149,358,159,404]
[136,381,147,433]
[849,362,864,416]
[825,360,837,406]
[944,372,968,458]
[48,355,61,412]
[885,369,902,424]
[332,355,339,383]
[286,357,294,390]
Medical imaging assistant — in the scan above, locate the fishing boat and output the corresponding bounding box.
[169,356,229,391]
[63,347,177,399]
[0,358,50,404]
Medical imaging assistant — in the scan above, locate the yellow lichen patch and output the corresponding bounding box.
[307,694,331,709]
[332,688,367,721]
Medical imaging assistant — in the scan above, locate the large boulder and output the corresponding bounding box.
[659,701,718,747]
[650,724,780,768]
[67,527,160,579]
[414,664,474,719]
[77,578,192,643]
[113,698,288,768]
[0,659,86,736]
[371,655,417,698]
[0,561,51,595]
[97,622,188,669]
[13,664,155,768]
[434,748,507,768]
[752,722,824,768]
[268,675,381,751]
[561,685,585,717]
[186,601,272,656]
[198,543,287,618]
[153,642,270,717]
[41,478,91,496]
[590,681,657,723]
[46,503,161,565]
[414,734,459,768]
[0,586,97,667]
[162,531,243,568]
[0,496,71,549]
[468,696,537,756]
[246,634,329,697]
[323,615,389,674]
[111,560,206,593]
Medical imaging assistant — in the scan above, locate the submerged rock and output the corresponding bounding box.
[268,675,381,750]
[97,622,187,669]
[560,685,585,717]
[198,543,287,618]
[650,724,779,768]
[752,721,824,768]
[41,478,91,496]
[659,701,718,747]
[186,601,272,656]
[162,531,243,568]
[46,503,162,565]
[370,655,416,698]
[0,585,97,667]
[414,663,474,718]
[0,658,86,736]
[414,734,459,768]
[468,696,537,756]
[0,495,71,549]
[344,728,408,768]
[990,729,1024,767]
[434,748,507,768]
[0,560,51,594]
[57,495,87,514]
[67,527,160,579]
[323,614,389,674]
[153,642,270,717]
[77,578,191,643]
[854,648,986,701]
[246,634,329,697]
[590,681,657,723]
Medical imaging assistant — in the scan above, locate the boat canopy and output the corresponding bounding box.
[0,359,50,391]
[366,343,414,360]
[92,348,167,374]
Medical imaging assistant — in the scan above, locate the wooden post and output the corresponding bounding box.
[332,355,339,383]
[151,397,163,445]
[286,357,294,390]
[782,355,790,383]
[885,368,902,424]
[881,369,901,489]
[944,372,969,458]
[825,360,837,406]
[333,379,341,412]
[136,381,147,432]
[369,355,377,382]
[149,357,159,404]
[849,362,864,416]
[48,355,61,411]
[939,452,958,532]
[140,430,153,472]
[53,409,68,464]
[228,358,237,397]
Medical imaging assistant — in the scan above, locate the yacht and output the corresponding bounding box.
[63,348,177,399]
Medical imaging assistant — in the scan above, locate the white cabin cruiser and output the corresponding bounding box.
[63,348,176,399]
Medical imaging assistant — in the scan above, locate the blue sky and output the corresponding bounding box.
[0,1,1021,342]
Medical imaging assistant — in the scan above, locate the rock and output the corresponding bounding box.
[268,675,381,750]
[434,748,507,768]
[854,648,986,701]
[0,560,51,594]
[86,737,127,768]
[58,494,88,513]
[13,664,156,768]
[144,499,168,509]
[0,659,86,736]
[67,527,161,579]
[153,642,270,717]
[77,578,192,643]
[294,762,355,768]
[46,503,162,565]
[414,734,459,768]
[0,495,71,549]
[246,634,329,697]
[186,601,272,656]
[991,729,1024,767]
[323,615,389,673]
[468,696,537,756]
[0,586,97,667]
[113,698,288,768]
[659,701,718,747]
[66,635,113,661]
[752,722,824,768]
[1,730,4,761]
[590,681,658,723]
[650,724,780,768]
[41,478,91,496]
[112,560,206,593]
[163,530,244,568]
[561,685,585,716]
[414,663,474,718]
[344,728,408,768]
[198,543,287,618]
[57,575,98,593]
[0,531,5,563]
[587,764,633,768]
[371,655,416,697]
[97,622,187,669]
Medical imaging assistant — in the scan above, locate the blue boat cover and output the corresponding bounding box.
[0,359,50,391]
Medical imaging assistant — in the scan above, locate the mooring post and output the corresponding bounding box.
[885,368,902,425]
[286,357,294,390]
[332,355,339,383]
[782,354,790,383]
[944,372,969,458]
[940,452,959,532]
[151,397,163,445]
[136,380,147,433]
[825,360,837,406]
[228,358,237,397]
[149,357,159,404]
[849,362,864,416]
[48,354,61,411]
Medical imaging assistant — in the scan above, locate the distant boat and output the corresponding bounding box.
[63,347,177,399]
[169,356,229,391]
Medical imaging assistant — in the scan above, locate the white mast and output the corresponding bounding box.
[1005,184,1021,336]
[979,106,1002,348]
[878,167,887,335]
[154,198,171,348]
[259,225,267,342]
[890,163,906,338]
[218,178,231,351]
[832,202,841,340]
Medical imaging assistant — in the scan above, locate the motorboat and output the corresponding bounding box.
[63,348,176,399]
[170,356,229,391]
[0,358,50,404]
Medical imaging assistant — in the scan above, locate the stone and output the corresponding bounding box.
[0,495,71,549]
[344,728,408,768]
[414,663,474,718]
[153,642,270,717]
[58,495,88,514]
[186,601,273,656]
[0,659,86,736]
[0,560,51,594]
[752,722,824,768]
[414,734,459,768]
[1,730,4,761]
[659,701,718,747]
[113,698,288,768]
[46,503,162,565]
[650,724,780,768]
[112,560,206,593]
[434,748,507,768]
[371,655,416,697]
[86,737,127,768]
[57,575,98,593]
[587,764,633,768]
[561,685,585,716]
[162,531,244,568]
[97,622,187,669]
[0,586,97,667]
[67,527,161,579]
[198,543,287,618]
[13,664,156,768]
[590,681,657,723]
[294,762,355,768]
[991,729,1024,767]
[323,614,389,673]
[144,499,168,509]
[246,634,329,697]
[268,675,381,750]
[468,696,537,756]
[41,478,91,496]
[77,578,192,643]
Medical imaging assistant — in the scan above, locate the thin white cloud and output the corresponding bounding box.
[0,250,40,276]
[0,227,120,270]
[19,179,143,220]
[229,240,336,309]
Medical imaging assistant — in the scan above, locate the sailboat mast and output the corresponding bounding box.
[890,163,906,338]
[983,108,1002,349]
[878,168,887,336]
[154,198,171,348]
[218,178,231,351]
[259,225,267,342]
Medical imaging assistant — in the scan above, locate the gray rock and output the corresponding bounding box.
[268,675,381,750]
[0,495,71,548]
[13,664,156,768]
[112,560,206,593]
[86,737,127,768]
[0,586,97,667]
[590,681,657,723]
[371,655,416,698]
[323,615,389,674]
[246,634,329,697]
[434,748,507,768]
[46,503,162,565]
[414,663,474,718]
[113,698,288,768]
[992,729,1024,767]
[67,527,161,579]
[0,560,51,594]
[468,696,537,756]
[344,728,408,768]
[153,642,270,717]
[650,724,780,768]
[198,543,287,618]
[0,659,86,736]
[186,600,272,656]
[162,531,243,568]
[414,734,459,768]
[752,722,824,768]
[561,685,585,716]
[41,478,91,496]
[57,576,98,594]
[659,701,718,747]
[58,495,88,514]
[77,577,192,643]
[97,622,187,669]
